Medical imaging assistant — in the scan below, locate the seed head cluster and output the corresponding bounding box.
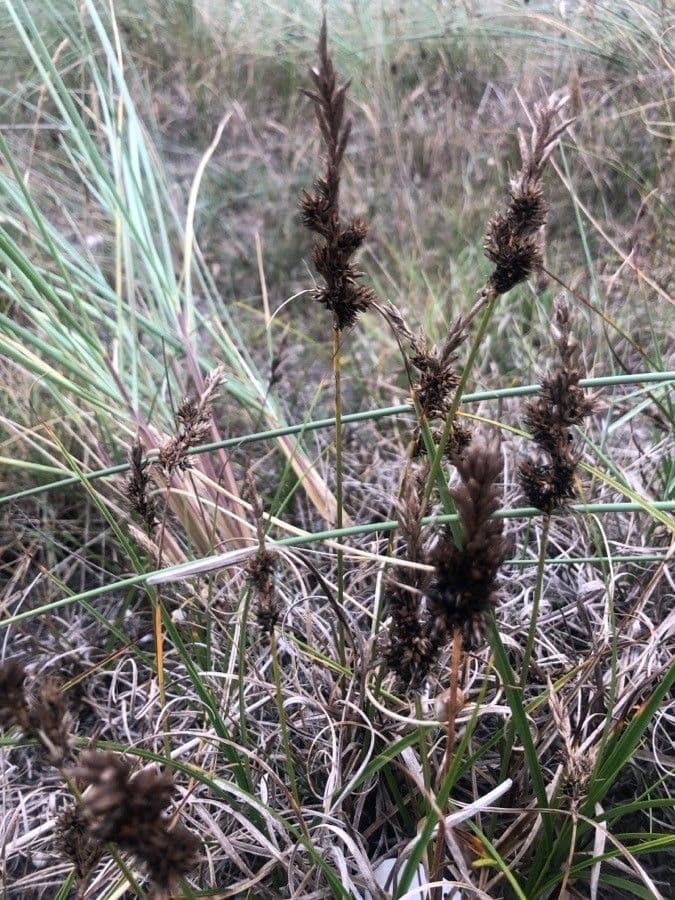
[300,18,376,330]
[0,659,71,765]
[385,475,438,686]
[67,751,201,897]
[426,441,508,646]
[484,93,573,294]
[158,366,224,473]
[125,439,158,532]
[519,297,596,512]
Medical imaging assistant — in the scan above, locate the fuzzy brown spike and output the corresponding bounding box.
[519,297,596,512]
[484,93,572,295]
[385,472,438,686]
[426,440,508,645]
[125,439,157,533]
[0,659,29,732]
[67,751,201,895]
[55,804,103,881]
[158,366,224,473]
[300,17,376,330]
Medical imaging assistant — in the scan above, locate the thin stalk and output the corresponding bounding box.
[270,630,299,805]
[333,324,347,669]
[520,514,551,687]
[431,626,464,889]
[424,291,498,510]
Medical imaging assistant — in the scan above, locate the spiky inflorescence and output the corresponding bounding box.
[158,366,224,473]
[484,93,573,295]
[426,441,508,646]
[0,661,71,764]
[407,317,472,459]
[125,440,157,532]
[299,18,376,330]
[0,659,30,732]
[519,297,596,512]
[247,548,280,635]
[67,751,201,896]
[385,474,438,686]
[55,804,103,881]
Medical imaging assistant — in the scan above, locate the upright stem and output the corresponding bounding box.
[270,630,299,804]
[423,289,498,512]
[333,323,347,668]
[520,513,551,687]
[431,626,464,891]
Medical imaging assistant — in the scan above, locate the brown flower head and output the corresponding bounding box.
[426,440,508,645]
[125,439,157,532]
[385,474,438,687]
[158,367,224,473]
[300,18,376,330]
[519,297,596,512]
[484,93,573,295]
[68,751,201,895]
[0,659,29,732]
[55,803,103,881]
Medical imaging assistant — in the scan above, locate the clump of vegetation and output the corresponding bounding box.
[1,2,673,899]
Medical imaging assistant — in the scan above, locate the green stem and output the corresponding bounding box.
[4,370,673,507]
[424,291,498,511]
[520,514,551,687]
[270,630,299,805]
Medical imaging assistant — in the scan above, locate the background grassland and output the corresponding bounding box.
[0,1,673,898]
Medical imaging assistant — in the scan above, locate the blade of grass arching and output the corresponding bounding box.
[4,372,673,504]
[536,834,672,898]
[578,875,657,900]
[486,614,553,844]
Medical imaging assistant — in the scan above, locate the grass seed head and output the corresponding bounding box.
[426,440,507,645]
[519,297,596,512]
[484,93,572,295]
[68,751,201,894]
[125,439,158,533]
[300,18,376,330]
[55,803,103,880]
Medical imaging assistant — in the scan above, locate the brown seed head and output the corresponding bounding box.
[519,297,595,512]
[300,18,376,330]
[483,93,572,295]
[426,440,508,645]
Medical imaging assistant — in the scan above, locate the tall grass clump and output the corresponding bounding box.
[1,2,673,899]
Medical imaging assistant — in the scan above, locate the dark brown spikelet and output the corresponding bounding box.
[0,659,30,732]
[125,439,157,532]
[55,803,103,881]
[426,441,508,646]
[484,93,573,295]
[158,366,224,473]
[28,677,72,765]
[300,18,376,330]
[247,548,280,635]
[408,317,472,457]
[68,751,201,895]
[0,661,71,764]
[519,297,596,512]
[385,474,438,687]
